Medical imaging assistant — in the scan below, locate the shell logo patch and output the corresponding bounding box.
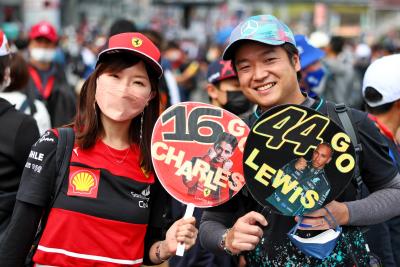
[67,166,100,198]
[132,38,143,48]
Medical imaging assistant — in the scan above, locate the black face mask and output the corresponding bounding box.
[223,91,251,115]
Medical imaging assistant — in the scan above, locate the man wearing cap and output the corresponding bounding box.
[0,30,39,240]
[199,14,400,266]
[362,54,400,267]
[206,59,252,117]
[26,21,75,127]
[295,34,327,99]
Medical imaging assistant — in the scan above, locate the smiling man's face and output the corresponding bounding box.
[234,41,303,111]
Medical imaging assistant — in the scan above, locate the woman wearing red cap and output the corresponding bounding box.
[0,32,197,267]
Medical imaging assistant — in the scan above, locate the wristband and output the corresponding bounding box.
[155,241,168,263]
[220,228,236,255]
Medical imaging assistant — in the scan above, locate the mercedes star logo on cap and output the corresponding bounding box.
[241,20,259,36]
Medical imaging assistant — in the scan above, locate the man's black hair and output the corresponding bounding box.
[329,36,345,55]
[108,19,137,37]
[214,132,238,150]
[364,86,395,114]
[283,43,302,82]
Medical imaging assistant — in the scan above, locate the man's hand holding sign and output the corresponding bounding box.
[151,102,249,256]
[223,211,268,255]
[296,200,350,230]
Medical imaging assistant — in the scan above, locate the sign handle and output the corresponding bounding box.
[175,203,195,256]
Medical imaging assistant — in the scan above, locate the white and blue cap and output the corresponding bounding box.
[362,54,400,107]
[223,15,296,61]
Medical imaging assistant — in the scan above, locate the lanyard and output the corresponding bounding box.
[28,66,55,100]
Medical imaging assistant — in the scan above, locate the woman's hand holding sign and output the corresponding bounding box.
[167,216,198,251]
[295,200,350,230]
[151,216,198,263]
[225,211,268,254]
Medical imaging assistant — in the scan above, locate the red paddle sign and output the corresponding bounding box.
[151,102,249,208]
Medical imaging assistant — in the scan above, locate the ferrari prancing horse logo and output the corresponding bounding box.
[132,38,143,48]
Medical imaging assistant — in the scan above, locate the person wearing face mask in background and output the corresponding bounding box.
[295,34,328,99]
[0,30,40,241]
[206,58,252,118]
[26,21,76,127]
[0,52,51,135]
[163,41,199,102]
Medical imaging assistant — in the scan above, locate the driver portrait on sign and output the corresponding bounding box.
[183,132,238,201]
[267,142,333,216]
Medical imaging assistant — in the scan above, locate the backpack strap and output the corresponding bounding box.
[52,127,75,205]
[326,102,363,199]
[21,88,38,115]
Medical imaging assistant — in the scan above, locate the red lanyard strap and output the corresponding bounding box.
[28,66,55,100]
[368,114,399,148]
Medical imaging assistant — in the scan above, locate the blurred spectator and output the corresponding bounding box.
[322,36,360,108]
[371,41,397,62]
[205,26,233,64]
[362,54,400,267]
[295,34,327,99]
[353,43,372,109]
[143,29,181,112]
[108,18,137,37]
[308,31,330,49]
[164,41,199,101]
[0,30,39,241]
[72,35,106,81]
[0,53,51,135]
[205,59,252,117]
[26,21,76,127]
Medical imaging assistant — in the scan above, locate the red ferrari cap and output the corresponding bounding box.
[98,32,163,78]
[29,21,58,43]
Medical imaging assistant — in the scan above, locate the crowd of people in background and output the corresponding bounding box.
[0,10,400,267]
